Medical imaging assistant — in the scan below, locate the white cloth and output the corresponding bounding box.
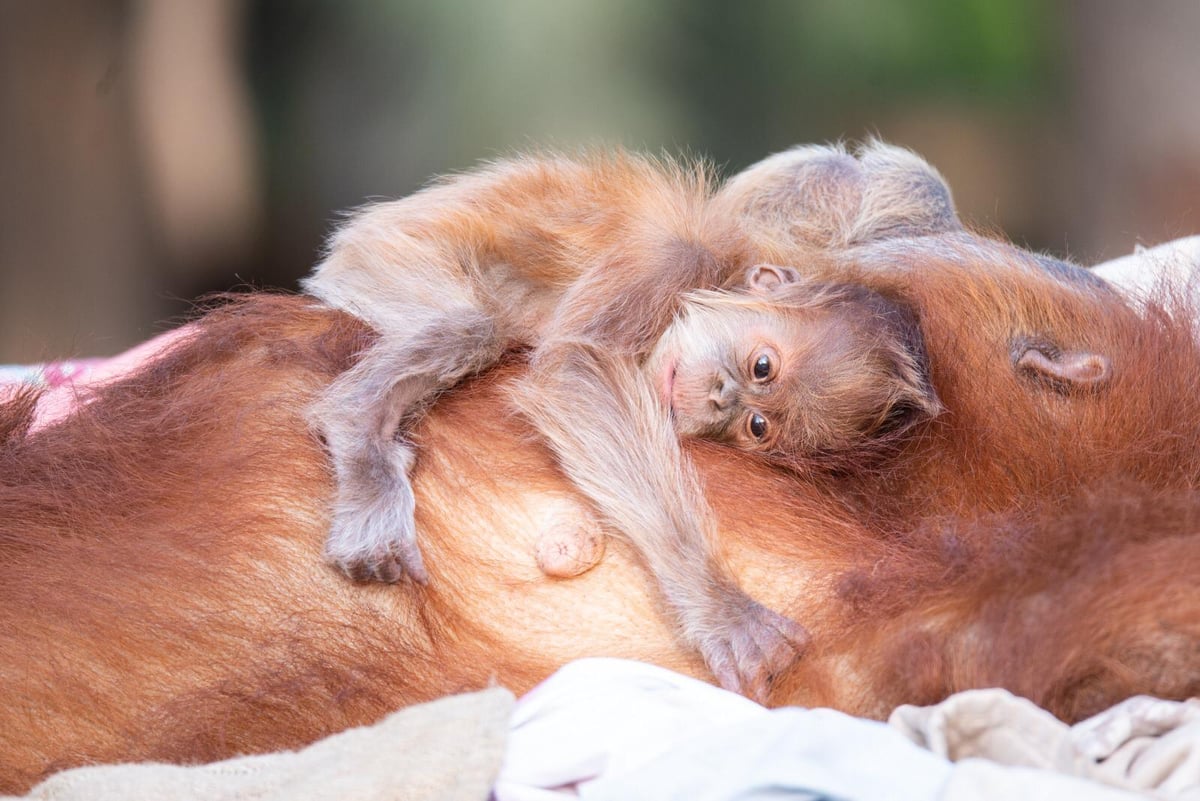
[494,659,766,800]
[18,659,1187,801]
[495,658,952,800]
[495,659,1168,800]
[1093,235,1200,309]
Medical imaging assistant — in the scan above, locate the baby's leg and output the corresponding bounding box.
[313,307,503,583]
[717,140,962,250]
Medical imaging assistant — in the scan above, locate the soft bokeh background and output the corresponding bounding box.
[2,0,1198,361]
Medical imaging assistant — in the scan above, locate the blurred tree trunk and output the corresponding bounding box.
[0,0,259,362]
[1068,0,1200,263]
[0,1,155,361]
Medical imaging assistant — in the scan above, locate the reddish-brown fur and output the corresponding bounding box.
[2,220,1200,790]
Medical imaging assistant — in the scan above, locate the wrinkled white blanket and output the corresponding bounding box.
[500,659,1198,800]
[893,689,1200,800]
[14,659,1197,801]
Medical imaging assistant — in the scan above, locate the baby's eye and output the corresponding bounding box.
[748,413,768,441]
[753,353,772,381]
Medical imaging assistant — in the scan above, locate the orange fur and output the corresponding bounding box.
[1,164,1200,791]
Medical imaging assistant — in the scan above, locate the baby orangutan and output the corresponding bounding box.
[305,148,944,697]
[648,266,937,467]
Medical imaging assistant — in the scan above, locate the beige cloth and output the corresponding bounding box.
[891,688,1200,800]
[6,687,514,801]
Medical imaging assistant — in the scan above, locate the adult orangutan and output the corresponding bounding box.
[0,144,1198,794]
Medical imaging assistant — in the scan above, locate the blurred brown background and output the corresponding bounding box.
[1,0,1198,361]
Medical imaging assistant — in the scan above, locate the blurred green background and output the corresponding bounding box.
[2,0,1198,360]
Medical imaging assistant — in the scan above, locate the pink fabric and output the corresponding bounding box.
[0,326,196,429]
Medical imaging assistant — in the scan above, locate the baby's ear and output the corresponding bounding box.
[745,264,802,293]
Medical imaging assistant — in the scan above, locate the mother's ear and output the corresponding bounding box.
[1016,347,1113,391]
